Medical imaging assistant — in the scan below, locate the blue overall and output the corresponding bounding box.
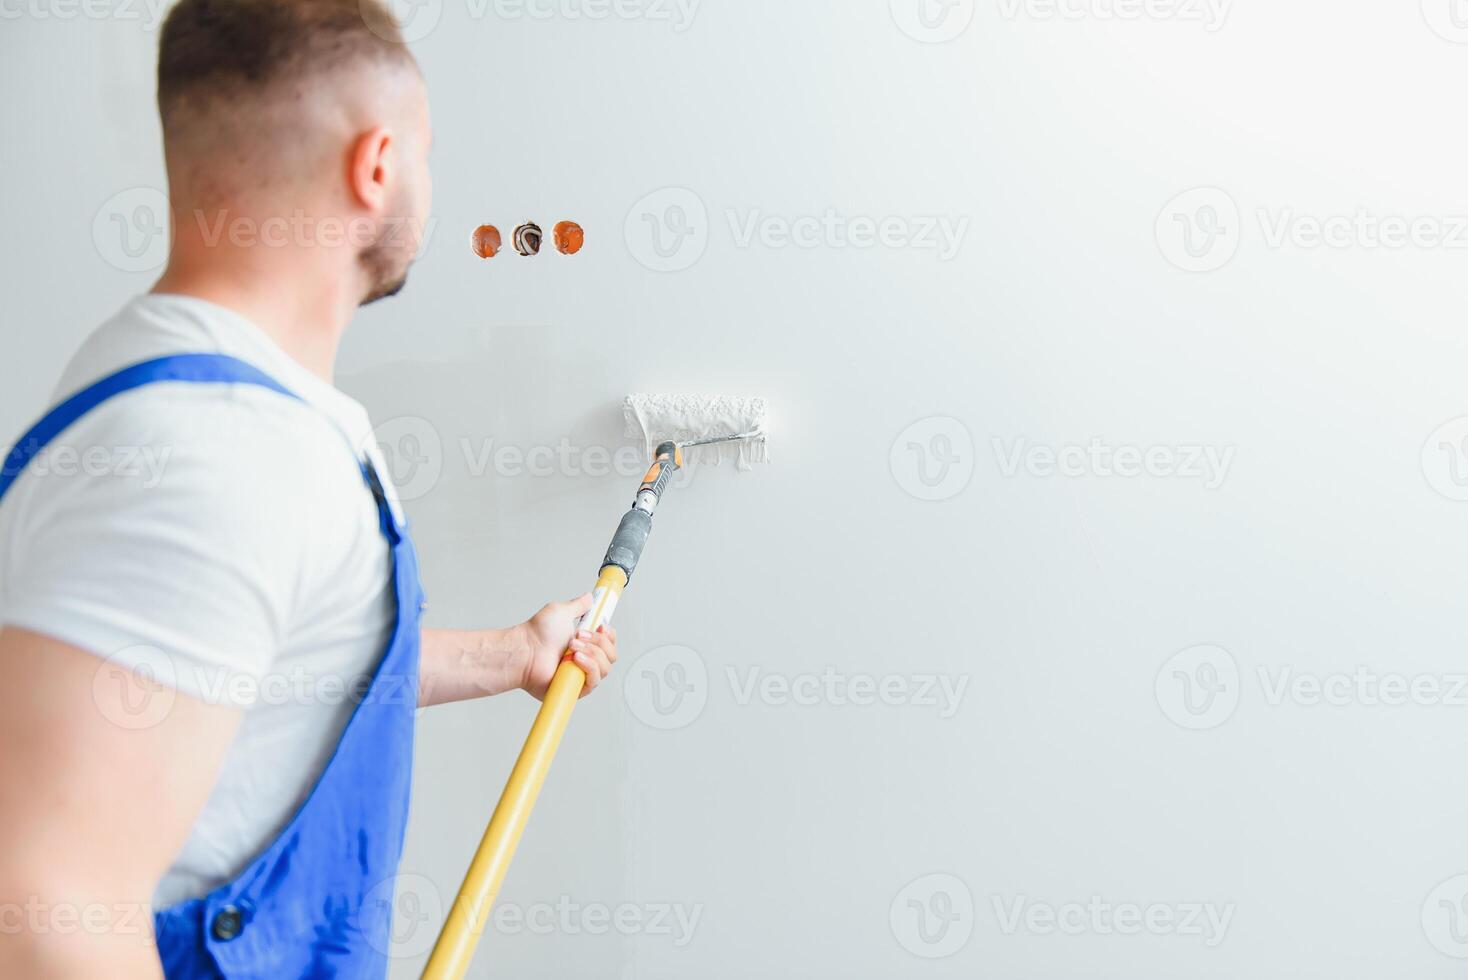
[0,353,422,979]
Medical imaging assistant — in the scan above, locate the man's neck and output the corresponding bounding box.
[153,248,360,384]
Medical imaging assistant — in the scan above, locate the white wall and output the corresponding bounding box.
[6,2,1468,976]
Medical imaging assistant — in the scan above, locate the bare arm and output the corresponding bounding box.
[0,628,241,979]
[418,593,619,708]
[417,627,529,706]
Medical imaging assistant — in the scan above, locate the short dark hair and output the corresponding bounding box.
[157,0,414,133]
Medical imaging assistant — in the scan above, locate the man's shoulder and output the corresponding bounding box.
[47,297,365,480]
[56,295,211,398]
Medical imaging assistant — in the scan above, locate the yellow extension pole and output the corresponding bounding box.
[421,565,627,980]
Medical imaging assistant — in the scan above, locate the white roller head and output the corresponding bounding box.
[624,394,770,469]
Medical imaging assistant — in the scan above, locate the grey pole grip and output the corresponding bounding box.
[601,509,653,580]
[601,441,683,581]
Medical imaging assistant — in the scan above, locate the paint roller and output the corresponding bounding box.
[421,394,768,980]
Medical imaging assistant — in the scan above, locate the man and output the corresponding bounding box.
[0,1,619,975]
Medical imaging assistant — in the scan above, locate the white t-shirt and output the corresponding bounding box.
[0,294,400,908]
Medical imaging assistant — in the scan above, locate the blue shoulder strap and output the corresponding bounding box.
[0,354,301,504]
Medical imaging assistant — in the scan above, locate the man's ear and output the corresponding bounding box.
[348,125,394,212]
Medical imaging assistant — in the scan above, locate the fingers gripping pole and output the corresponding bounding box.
[423,447,680,980]
[422,565,625,980]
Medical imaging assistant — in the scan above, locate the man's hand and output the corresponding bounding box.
[517,593,619,701]
[417,595,620,708]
